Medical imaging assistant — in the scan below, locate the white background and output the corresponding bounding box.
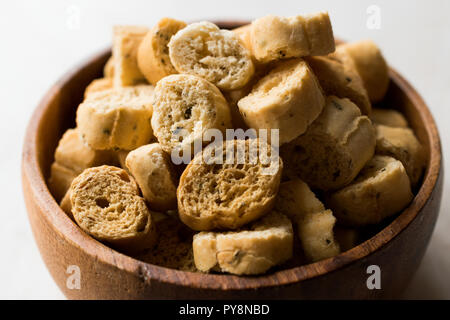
[0,0,448,299]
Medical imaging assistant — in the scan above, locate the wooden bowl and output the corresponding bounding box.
[22,21,443,299]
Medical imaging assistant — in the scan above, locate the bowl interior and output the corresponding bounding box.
[26,22,440,289]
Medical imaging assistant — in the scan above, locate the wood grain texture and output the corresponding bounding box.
[21,22,443,299]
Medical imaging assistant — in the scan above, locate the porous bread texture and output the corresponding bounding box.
[137,17,187,85]
[306,49,371,115]
[151,74,232,155]
[193,211,293,275]
[250,12,335,63]
[136,214,196,272]
[103,56,114,78]
[326,155,413,226]
[54,129,114,173]
[76,85,154,150]
[238,59,325,145]
[275,179,340,262]
[375,124,425,188]
[126,143,178,211]
[281,96,376,190]
[113,25,149,86]
[302,12,335,56]
[168,21,255,90]
[337,40,389,103]
[48,128,114,201]
[70,165,157,254]
[177,139,283,231]
[84,78,113,98]
[371,108,408,128]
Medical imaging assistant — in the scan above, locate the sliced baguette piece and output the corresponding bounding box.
[168,21,254,90]
[113,25,149,86]
[54,128,114,173]
[337,40,389,103]
[275,178,340,262]
[84,78,113,98]
[281,96,376,190]
[299,209,339,262]
[250,12,334,63]
[375,124,425,187]
[222,62,273,129]
[48,128,114,201]
[193,211,293,275]
[238,59,325,144]
[151,74,231,155]
[103,56,114,78]
[137,17,186,85]
[77,85,154,150]
[371,108,408,128]
[125,143,178,211]
[306,50,371,115]
[326,155,413,226]
[70,165,157,254]
[178,139,283,231]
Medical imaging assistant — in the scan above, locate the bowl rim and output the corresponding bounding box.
[22,25,442,291]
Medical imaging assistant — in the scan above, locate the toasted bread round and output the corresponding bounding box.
[168,21,254,90]
[306,50,371,115]
[371,108,408,128]
[238,59,325,144]
[103,56,114,78]
[326,156,413,226]
[177,139,283,231]
[337,40,389,103]
[281,96,376,190]
[375,124,425,187]
[299,209,340,262]
[151,74,232,155]
[193,211,293,275]
[77,85,154,150]
[125,143,178,211]
[48,128,115,201]
[84,78,113,98]
[137,17,187,85]
[112,25,149,86]
[250,13,334,63]
[70,166,157,253]
[54,128,114,172]
[275,179,340,262]
[222,62,272,129]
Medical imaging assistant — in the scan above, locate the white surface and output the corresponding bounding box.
[0,0,448,299]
